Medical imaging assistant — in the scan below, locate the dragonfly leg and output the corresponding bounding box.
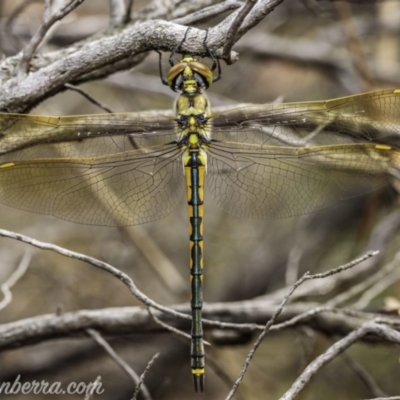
[203,29,221,83]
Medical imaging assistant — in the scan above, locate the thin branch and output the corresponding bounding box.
[173,0,244,26]
[364,397,400,400]
[109,0,126,27]
[334,0,375,91]
[0,299,396,351]
[86,328,152,400]
[123,226,187,296]
[4,0,38,52]
[64,83,114,113]
[0,249,32,311]
[146,306,191,343]
[309,251,379,280]
[84,376,102,400]
[341,352,387,398]
[214,0,287,58]
[326,250,400,308]
[18,0,86,76]
[221,0,257,63]
[43,0,52,21]
[354,268,400,311]
[147,306,211,346]
[265,249,380,306]
[279,322,400,400]
[227,252,378,398]
[271,306,339,331]
[0,228,191,323]
[124,0,134,24]
[132,353,160,400]
[226,272,311,399]
[284,217,308,286]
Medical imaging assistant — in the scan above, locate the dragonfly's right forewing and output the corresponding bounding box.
[207,89,400,218]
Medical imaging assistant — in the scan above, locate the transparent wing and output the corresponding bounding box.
[0,111,176,153]
[0,112,184,226]
[207,141,398,218]
[211,89,400,147]
[207,89,400,218]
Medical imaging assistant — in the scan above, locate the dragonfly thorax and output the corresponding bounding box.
[167,55,214,94]
[175,92,212,146]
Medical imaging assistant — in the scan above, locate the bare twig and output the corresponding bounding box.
[327,250,400,308]
[284,217,308,286]
[86,328,152,400]
[0,298,396,352]
[310,251,379,279]
[124,226,187,296]
[109,0,126,27]
[227,252,378,398]
[0,228,191,324]
[354,268,400,311]
[270,306,338,331]
[0,249,32,311]
[146,306,211,346]
[132,353,160,400]
[364,397,400,400]
[262,243,382,303]
[214,0,287,58]
[84,376,102,400]
[4,0,38,52]
[64,83,114,113]
[18,0,86,76]
[173,0,243,26]
[280,322,400,400]
[124,0,134,24]
[146,306,192,342]
[226,272,311,399]
[221,0,257,64]
[334,0,375,91]
[341,352,387,398]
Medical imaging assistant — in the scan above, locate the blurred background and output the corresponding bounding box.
[1,0,400,399]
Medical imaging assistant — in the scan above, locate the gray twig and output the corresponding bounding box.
[279,322,400,400]
[132,353,160,400]
[227,251,378,398]
[18,0,86,76]
[173,0,243,26]
[327,250,400,308]
[124,0,134,24]
[109,0,126,26]
[0,249,32,311]
[0,228,191,323]
[222,0,257,63]
[84,376,102,400]
[86,328,152,400]
[226,273,311,399]
[146,306,211,346]
[341,352,387,398]
[4,0,37,52]
[64,83,114,113]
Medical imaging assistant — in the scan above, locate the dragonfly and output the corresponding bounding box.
[1,44,400,392]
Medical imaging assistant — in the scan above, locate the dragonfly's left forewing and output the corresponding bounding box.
[0,111,185,226]
[0,112,176,154]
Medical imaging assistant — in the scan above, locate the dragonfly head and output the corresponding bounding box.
[167,55,214,95]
